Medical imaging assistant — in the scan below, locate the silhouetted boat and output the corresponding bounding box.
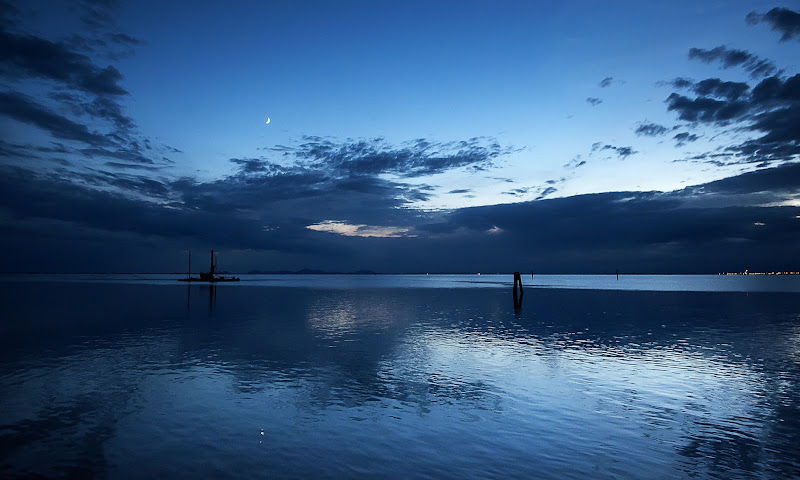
[178,250,240,282]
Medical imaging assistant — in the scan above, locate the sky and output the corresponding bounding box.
[0,0,798,273]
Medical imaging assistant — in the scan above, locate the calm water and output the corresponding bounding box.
[1,275,798,478]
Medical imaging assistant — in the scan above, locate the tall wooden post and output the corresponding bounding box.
[513,272,524,309]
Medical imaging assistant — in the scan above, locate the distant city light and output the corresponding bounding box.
[720,271,799,275]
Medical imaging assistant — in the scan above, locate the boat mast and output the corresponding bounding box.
[188,250,191,279]
[210,249,215,276]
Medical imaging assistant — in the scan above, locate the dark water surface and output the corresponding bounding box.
[1,276,798,478]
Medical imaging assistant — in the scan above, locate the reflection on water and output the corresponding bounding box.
[0,281,798,478]
[186,283,217,311]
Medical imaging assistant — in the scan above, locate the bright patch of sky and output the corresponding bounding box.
[307,220,414,238]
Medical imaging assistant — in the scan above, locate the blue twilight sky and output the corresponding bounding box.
[0,0,799,272]
[124,0,793,199]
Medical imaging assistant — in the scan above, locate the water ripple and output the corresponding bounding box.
[0,284,798,478]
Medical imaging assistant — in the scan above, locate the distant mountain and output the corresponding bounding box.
[245,268,378,275]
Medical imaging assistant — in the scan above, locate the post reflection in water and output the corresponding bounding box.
[185,283,217,311]
[0,281,798,479]
[512,271,524,315]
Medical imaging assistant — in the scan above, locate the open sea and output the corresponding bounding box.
[1,274,798,479]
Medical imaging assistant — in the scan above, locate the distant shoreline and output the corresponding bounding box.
[2,271,799,276]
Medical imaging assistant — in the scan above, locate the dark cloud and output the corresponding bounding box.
[564,155,586,169]
[0,120,164,172]
[0,29,128,96]
[0,87,158,168]
[229,158,287,175]
[573,142,635,165]
[503,187,530,196]
[49,91,135,133]
[78,0,120,29]
[164,137,502,233]
[0,91,114,146]
[535,186,557,200]
[66,32,145,61]
[661,8,796,166]
[84,95,134,131]
[586,97,602,106]
[1,159,799,273]
[601,144,637,159]
[598,77,615,88]
[0,141,75,166]
[448,189,471,194]
[62,167,170,198]
[0,139,42,160]
[692,78,749,100]
[1,147,484,269]
[665,73,800,165]
[658,77,694,89]
[677,152,736,167]
[665,93,749,122]
[0,1,17,25]
[0,165,344,264]
[683,161,800,196]
[635,122,668,137]
[730,104,800,163]
[80,146,155,165]
[488,177,515,183]
[0,6,164,171]
[408,163,800,273]
[750,73,800,103]
[106,33,143,46]
[271,136,510,178]
[673,132,699,147]
[103,162,162,171]
[747,7,800,42]
[688,46,778,78]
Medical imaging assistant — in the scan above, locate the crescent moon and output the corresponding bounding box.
[265,117,271,124]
